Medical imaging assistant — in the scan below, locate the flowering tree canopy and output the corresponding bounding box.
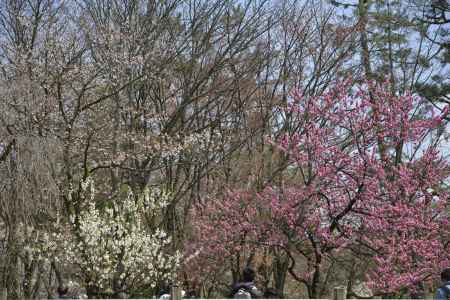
[28,178,179,298]
[186,80,450,298]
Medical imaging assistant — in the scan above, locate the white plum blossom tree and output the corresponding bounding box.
[30,178,180,298]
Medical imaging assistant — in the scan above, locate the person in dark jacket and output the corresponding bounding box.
[229,267,262,299]
[436,268,450,300]
[158,284,171,300]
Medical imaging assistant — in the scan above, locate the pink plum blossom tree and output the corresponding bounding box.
[186,79,450,298]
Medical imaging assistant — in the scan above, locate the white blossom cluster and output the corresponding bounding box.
[113,130,224,162]
[88,23,150,85]
[155,131,224,160]
[28,178,180,296]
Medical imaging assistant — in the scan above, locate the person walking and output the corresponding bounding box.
[436,268,450,300]
[229,267,262,299]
